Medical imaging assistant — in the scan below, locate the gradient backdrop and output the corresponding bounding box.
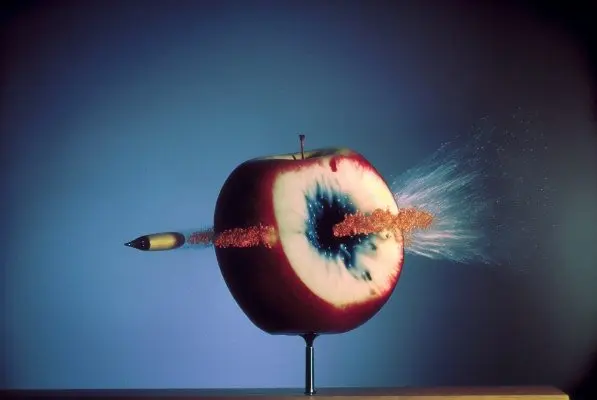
[2,0,597,391]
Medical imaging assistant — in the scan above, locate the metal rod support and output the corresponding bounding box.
[302,333,318,396]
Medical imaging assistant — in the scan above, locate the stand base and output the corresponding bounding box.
[2,386,568,399]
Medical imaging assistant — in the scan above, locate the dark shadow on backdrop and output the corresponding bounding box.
[515,0,597,122]
[514,1,597,399]
[568,352,597,400]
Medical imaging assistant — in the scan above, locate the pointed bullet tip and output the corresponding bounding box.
[124,236,149,251]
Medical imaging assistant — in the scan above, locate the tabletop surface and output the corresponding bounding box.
[2,386,569,399]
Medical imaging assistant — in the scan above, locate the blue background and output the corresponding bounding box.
[2,0,597,391]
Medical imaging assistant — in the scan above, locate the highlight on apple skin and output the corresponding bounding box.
[213,148,405,335]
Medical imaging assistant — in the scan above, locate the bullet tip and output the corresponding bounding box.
[124,236,150,251]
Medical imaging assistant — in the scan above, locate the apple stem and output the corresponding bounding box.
[299,134,306,160]
[302,333,318,396]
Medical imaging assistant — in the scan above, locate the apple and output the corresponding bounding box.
[213,148,404,335]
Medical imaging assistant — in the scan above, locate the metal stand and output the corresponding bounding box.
[301,333,318,396]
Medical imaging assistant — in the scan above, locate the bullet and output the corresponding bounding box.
[125,232,186,251]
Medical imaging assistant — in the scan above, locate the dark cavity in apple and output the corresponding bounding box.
[304,184,374,282]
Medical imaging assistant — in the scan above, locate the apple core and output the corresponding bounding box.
[272,153,403,308]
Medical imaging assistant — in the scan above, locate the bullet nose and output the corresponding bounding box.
[124,236,149,251]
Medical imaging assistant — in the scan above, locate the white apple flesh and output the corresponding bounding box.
[213,148,404,335]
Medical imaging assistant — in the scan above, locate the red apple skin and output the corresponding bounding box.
[213,148,404,335]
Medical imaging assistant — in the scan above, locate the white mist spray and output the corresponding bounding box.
[392,146,493,264]
[392,112,556,266]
